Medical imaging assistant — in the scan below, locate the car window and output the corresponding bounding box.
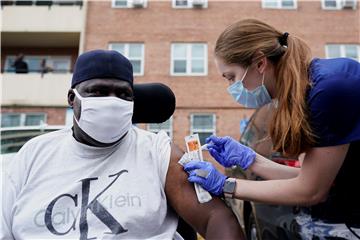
[240,103,274,158]
[1,128,59,154]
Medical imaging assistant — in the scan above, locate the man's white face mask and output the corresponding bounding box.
[73,89,134,144]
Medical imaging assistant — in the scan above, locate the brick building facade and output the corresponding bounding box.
[1,0,359,147]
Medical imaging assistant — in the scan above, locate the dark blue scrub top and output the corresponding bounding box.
[307,58,360,224]
[308,58,360,147]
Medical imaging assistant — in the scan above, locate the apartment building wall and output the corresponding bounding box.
[83,0,359,146]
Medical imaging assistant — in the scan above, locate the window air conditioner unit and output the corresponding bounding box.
[192,0,206,8]
[132,0,145,8]
[341,0,356,9]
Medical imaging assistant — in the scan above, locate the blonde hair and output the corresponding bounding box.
[215,19,315,156]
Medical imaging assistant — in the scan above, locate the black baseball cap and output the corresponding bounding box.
[71,49,133,89]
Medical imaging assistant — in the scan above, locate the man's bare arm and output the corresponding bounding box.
[165,143,244,240]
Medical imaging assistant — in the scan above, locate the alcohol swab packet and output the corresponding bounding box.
[179,134,212,204]
[178,154,209,178]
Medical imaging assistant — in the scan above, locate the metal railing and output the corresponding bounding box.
[1,0,83,8]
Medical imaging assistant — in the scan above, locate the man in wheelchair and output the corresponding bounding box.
[2,50,243,240]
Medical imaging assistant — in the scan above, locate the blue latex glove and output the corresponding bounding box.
[206,135,256,170]
[184,160,227,196]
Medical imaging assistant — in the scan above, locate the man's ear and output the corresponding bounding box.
[68,89,75,108]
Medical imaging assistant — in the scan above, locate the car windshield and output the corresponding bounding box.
[1,127,61,154]
[240,103,274,158]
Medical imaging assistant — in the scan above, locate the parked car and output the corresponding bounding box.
[1,125,64,160]
[227,103,303,240]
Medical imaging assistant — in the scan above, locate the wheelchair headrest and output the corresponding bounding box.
[132,83,176,124]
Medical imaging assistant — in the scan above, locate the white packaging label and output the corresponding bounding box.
[180,134,212,204]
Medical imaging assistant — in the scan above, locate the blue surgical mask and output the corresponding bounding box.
[227,67,272,108]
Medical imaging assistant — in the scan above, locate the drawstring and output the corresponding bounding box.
[346,223,360,239]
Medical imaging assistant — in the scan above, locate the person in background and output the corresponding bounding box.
[12,53,28,74]
[40,58,53,77]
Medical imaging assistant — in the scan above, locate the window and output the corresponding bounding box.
[4,55,71,73]
[147,117,173,138]
[65,108,74,126]
[322,0,339,9]
[325,44,360,61]
[109,43,145,75]
[171,43,207,76]
[112,0,147,8]
[322,0,357,10]
[190,114,216,145]
[1,113,47,128]
[172,0,208,8]
[262,0,297,9]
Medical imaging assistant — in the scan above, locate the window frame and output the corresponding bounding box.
[147,117,173,138]
[170,43,208,76]
[321,0,357,10]
[1,113,47,128]
[111,0,148,8]
[261,0,298,9]
[109,43,145,76]
[325,44,360,61]
[172,0,208,9]
[190,113,216,142]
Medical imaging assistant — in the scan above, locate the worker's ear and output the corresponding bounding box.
[67,89,75,108]
[256,56,267,75]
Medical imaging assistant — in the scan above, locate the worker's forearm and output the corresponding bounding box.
[233,177,320,206]
[248,153,300,180]
[205,208,245,240]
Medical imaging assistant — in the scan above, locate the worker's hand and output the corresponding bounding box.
[206,135,256,170]
[184,160,226,196]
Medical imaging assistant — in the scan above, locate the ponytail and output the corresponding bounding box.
[270,35,315,156]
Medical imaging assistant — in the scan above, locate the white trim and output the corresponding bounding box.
[112,0,148,8]
[109,43,145,76]
[170,43,208,76]
[190,113,216,136]
[261,0,297,9]
[325,44,360,61]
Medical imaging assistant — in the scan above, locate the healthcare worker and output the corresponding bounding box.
[184,19,360,239]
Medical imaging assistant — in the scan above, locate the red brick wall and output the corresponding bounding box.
[82,1,359,145]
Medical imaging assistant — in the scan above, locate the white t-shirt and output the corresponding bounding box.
[1,126,179,239]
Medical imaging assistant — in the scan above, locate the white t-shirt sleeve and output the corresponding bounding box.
[154,130,172,188]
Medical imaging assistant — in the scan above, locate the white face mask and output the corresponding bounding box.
[73,89,134,144]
